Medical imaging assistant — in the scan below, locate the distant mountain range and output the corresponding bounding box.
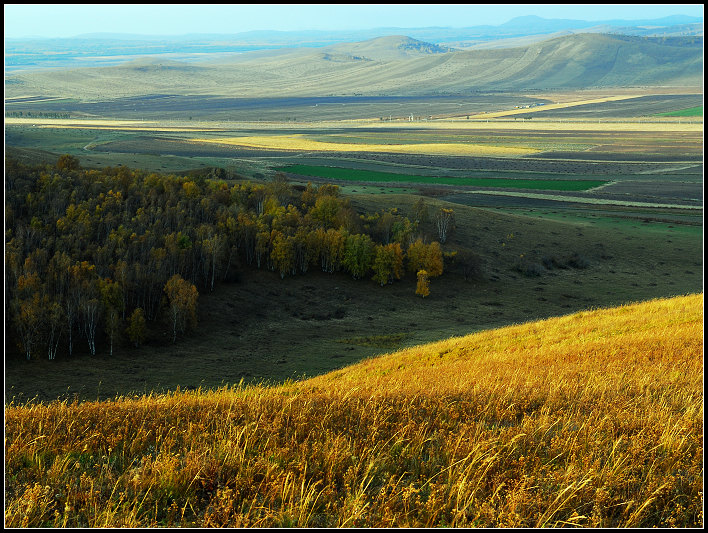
[4,14,702,73]
[5,29,703,100]
[51,14,708,42]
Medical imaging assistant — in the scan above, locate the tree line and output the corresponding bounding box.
[5,155,458,361]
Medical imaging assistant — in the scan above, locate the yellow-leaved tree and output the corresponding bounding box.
[164,274,199,343]
[372,243,405,286]
[416,269,430,298]
[407,239,443,278]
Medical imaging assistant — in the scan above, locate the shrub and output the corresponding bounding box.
[514,258,545,277]
[542,255,566,270]
[567,252,590,269]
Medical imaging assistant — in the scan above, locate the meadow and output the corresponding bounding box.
[5,294,702,527]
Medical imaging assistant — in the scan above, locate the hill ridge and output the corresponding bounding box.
[301,293,703,396]
[5,32,702,100]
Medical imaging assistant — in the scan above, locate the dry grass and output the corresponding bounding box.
[188,134,540,157]
[3,118,218,133]
[5,294,703,527]
[366,120,703,132]
[470,95,644,119]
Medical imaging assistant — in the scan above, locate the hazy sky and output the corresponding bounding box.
[4,3,704,39]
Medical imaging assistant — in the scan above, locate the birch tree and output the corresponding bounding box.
[435,207,455,244]
[164,274,199,343]
[416,270,430,298]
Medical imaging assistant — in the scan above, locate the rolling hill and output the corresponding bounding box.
[5,293,703,527]
[5,33,702,101]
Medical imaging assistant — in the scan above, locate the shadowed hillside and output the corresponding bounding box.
[5,33,702,100]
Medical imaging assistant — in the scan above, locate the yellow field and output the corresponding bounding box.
[363,119,704,132]
[5,294,703,527]
[188,134,541,157]
[4,117,154,127]
[470,95,643,119]
[3,117,216,132]
[6,116,701,135]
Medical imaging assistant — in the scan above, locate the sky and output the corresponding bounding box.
[4,3,704,39]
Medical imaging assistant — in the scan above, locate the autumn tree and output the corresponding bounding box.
[164,274,199,343]
[342,233,375,280]
[56,154,80,172]
[391,217,416,248]
[12,294,42,360]
[416,270,430,298]
[310,195,341,228]
[319,228,345,273]
[407,239,444,278]
[248,184,268,215]
[270,230,295,279]
[377,210,396,244]
[435,207,455,244]
[372,243,404,286]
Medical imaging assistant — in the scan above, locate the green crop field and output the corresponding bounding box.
[656,106,703,117]
[278,164,608,191]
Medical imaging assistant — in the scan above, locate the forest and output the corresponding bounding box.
[5,155,457,361]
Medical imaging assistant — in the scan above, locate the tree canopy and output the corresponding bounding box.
[5,156,449,360]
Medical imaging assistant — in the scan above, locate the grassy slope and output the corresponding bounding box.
[5,294,703,527]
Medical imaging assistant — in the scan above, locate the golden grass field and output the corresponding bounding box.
[5,294,703,527]
[187,134,541,157]
[3,117,216,133]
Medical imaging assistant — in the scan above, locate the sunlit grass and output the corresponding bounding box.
[187,134,540,157]
[471,95,643,119]
[5,294,703,527]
